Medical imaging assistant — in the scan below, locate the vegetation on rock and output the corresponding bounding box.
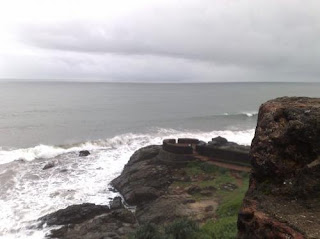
[130,161,249,239]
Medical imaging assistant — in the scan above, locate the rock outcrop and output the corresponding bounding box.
[39,203,110,226]
[39,203,138,239]
[111,145,218,225]
[79,150,90,157]
[112,145,173,205]
[43,162,55,170]
[238,97,320,239]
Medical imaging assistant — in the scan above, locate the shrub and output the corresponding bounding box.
[129,223,163,239]
[200,162,228,174]
[165,218,199,239]
[216,191,244,217]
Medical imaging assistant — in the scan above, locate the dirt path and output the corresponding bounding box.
[195,154,251,172]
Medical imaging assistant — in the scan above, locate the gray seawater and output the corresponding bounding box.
[1,82,319,148]
[0,82,319,238]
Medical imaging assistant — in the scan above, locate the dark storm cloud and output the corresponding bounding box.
[1,0,320,82]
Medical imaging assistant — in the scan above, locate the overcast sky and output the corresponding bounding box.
[0,0,319,82]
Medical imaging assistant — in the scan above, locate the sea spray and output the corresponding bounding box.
[0,128,254,238]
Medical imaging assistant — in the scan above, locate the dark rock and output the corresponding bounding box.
[183,199,196,204]
[238,97,320,239]
[110,196,124,210]
[207,136,249,152]
[136,195,192,224]
[172,175,191,182]
[39,203,138,239]
[186,185,201,195]
[220,183,237,191]
[203,185,217,191]
[210,136,228,146]
[157,149,197,166]
[200,190,213,196]
[108,187,118,193]
[205,205,214,212]
[112,145,172,205]
[125,145,160,166]
[79,150,90,157]
[43,162,55,170]
[48,208,137,239]
[124,187,160,204]
[39,203,109,226]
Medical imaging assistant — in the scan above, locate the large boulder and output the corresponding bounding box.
[39,203,110,226]
[238,97,320,239]
[110,196,124,210]
[39,203,137,239]
[111,145,173,205]
[79,150,90,157]
[43,162,55,170]
[208,136,249,152]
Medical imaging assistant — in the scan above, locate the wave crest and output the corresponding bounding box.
[0,128,255,164]
[223,112,258,117]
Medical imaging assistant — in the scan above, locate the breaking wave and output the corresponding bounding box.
[0,128,255,164]
[222,111,258,117]
[0,127,255,238]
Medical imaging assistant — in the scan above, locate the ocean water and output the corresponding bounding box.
[0,82,319,238]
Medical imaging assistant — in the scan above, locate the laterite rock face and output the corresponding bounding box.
[238,97,320,239]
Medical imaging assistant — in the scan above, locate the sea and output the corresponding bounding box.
[0,82,319,238]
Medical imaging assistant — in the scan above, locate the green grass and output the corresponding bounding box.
[185,161,249,238]
[128,223,163,239]
[185,162,229,176]
[200,172,248,238]
[130,161,249,239]
[201,216,238,239]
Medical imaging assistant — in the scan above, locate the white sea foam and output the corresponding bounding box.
[0,128,255,238]
[0,128,254,165]
[242,111,258,117]
[221,111,258,118]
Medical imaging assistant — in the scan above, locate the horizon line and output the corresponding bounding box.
[0,79,319,84]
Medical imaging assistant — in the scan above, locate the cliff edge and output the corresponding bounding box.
[238,97,320,239]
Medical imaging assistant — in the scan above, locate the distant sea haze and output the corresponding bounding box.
[0,82,320,238]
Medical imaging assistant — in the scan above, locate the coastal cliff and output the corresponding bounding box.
[39,138,250,238]
[110,139,250,238]
[38,96,320,238]
[238,97,320,239]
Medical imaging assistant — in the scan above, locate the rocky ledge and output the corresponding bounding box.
[111,145,218,224]
[111,141,250,228]
[39,136,250,238]
[38,199,138,239]
[238,97,320,239]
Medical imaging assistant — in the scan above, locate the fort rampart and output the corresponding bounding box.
[162,137,250,166]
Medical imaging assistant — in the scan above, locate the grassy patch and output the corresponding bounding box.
[131,161,250,238]
[185,162,229,176]
[185,162,249,238]
[201,216,238,239]
[216,190,246,218]
[129,219,211,239]
[128,223,163,239]
[185,161,208,175]
[201,172,248,238]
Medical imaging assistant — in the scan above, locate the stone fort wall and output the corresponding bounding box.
[162,138,250,166]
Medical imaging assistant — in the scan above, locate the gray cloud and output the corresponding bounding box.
[1,0,320,82]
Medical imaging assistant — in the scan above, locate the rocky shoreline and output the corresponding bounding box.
[38,137,249,238]
[34,96,320,238]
